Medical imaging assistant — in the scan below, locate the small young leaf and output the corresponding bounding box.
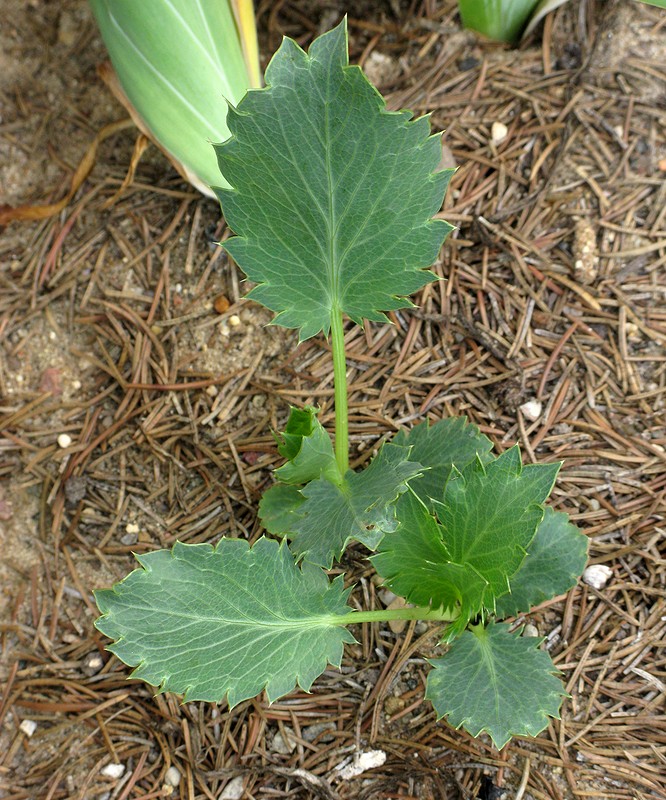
[426,621,565,749]
[494,507,588,618]
[393,417,493,510]
[287,443,423,568]
[274,406,340,485]
[433,446,560,604]
[214,19,454,340]
[95,538,355,706]
[372,491,487,633]
[258,483,305,536]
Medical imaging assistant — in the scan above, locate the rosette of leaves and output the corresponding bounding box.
[95,21,588,750]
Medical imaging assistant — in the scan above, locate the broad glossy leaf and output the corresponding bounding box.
[393,417,493,510]
[95,538,355,706]
[432,447,560,603]
[426,622,565,749]
[494,507,588,618]
[287,443,423,567]
[372,491,487,636]
[459,0,539,43]
[214,20,454,340]
[274,406,340,485]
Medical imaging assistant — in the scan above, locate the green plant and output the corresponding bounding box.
[458,0,570,43]
[89,0,260,196]
[95,21,588,750]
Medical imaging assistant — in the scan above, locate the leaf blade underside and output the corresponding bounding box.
[426,621,566,749]
[95,538,354,706]
[214,20,454,340]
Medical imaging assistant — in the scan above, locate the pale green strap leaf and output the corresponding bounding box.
[393,417,493,511]
[287,443,423,567]
[426,622,565,749]
[274,406,340,485]
[214,20,454,340]
[95,538,355,706]
[494,507,588,618]
[372,491,488,636]
[433,447,561,602]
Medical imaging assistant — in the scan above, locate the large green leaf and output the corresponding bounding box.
[214,20,454,340]
[458,0,540,43]
[280,443,423,568]
[393,417,493,511]
[432,447,560,603]
[274,406,340,485]
[372,491,488,636]
[95,538,355,706]
[494,507,588,618]
[426,622,565,749]
[89,0,257,195]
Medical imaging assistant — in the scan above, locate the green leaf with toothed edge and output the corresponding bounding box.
[213,19,454,341]
[280,443,423,568]
[94,538,355,706]
[431,446,561,604]
[372,490,488,638]
[426,621,566,749]
[274,406,340,485]
[392,417,493,512]
[494,506,588,618]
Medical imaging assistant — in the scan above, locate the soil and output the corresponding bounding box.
[1,1,665,799]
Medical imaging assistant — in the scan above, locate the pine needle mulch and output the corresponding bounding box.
[1,1,664,798]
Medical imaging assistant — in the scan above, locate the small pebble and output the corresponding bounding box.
[519,399,542,421]
[583,564,612,590]
[164,766,181,787]
[522,623,539,638]
[213,294,230,314]
[82,652,104,675]
[125,522,140,535]
[337,750,387,780]
[302,722,336,743]
[72,380,82,391]
[228,314,241,327]
[271,727,296,754]
[20,719,37,737]
[221,776,244,800]
[491,121,508,144]
[57,433,72,449]
[101,763,125,779]
[206,385,218,397]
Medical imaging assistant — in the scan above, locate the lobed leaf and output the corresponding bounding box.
[392,417,493,511]
[433,446,560,604]
[372,491,487,635]
[283,443,423,568]
[95,538,355,706]
[214,19,454,340]
[426,621,565,749]
[494,507,588,618]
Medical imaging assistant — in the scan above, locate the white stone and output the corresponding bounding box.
[19,719,37,737]
[491,121,508,144]
[125,522,140,535]
[228,315,241,327]
[164,766,181,787]
[519,399,542,421]
[337,750,387,780]
[582,564,612,590]
[57,433,72,448]
[522,623,539,638]
[101,763,125,779]
[221,776,245,799]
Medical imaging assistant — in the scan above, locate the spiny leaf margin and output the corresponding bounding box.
[213,19,454,340]
[95,537,355,707]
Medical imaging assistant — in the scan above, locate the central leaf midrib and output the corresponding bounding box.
[323,100,338,314]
